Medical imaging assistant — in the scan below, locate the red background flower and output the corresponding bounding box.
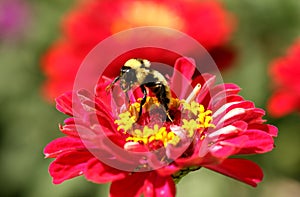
[267,39,300,117]
[41,0,236,100]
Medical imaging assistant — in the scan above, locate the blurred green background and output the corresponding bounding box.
[0,0,300,196]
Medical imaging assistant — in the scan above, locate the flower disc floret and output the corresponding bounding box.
[115,95,216,151]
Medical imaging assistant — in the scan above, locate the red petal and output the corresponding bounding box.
[209,135,248,159]
[204,158,263,187]
[211,83,241,97]
[60,116,113,143]
[170,57,196,99]
[156,164,181,176]
[44,137,85,158]
[49,151,93,184]
[248,124,278,137]
[84,158,126,183]
[144,173,176,197]
[212,94,244,112]
[56,90,92,118]
[238,129,275,154]
[110,173,147,197]
[55,91,74,116]
[209,83,242,109]
[214,104,265,128]
[209,121,246,139]
[267,90,298,118]
[95,77,113,108]
[59,118,81,138]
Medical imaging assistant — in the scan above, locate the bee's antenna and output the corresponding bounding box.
[105,76,120,92]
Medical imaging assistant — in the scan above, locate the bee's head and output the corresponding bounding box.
[106,58,150,92]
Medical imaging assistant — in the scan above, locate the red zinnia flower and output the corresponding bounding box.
[267,39,300,117]
[44,57,277,197]
[41,0,235,100]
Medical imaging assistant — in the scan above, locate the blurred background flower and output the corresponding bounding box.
[267,39,300,118]
[0,0,300,197]
[41,0,236,100]
[0,0,29,41]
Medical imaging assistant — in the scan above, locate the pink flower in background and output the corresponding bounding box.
[41,0,236,100]
[0,0,28,40]
[267,39,300,117]
[44,57,277,197]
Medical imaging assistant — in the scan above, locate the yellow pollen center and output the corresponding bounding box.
[115,95,215,148]
[111,1,185,34]
[181,101,216,137]
[126,124,180,147]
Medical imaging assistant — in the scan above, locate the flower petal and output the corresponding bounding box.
[144,173,176,197]
[110,173,146,197]
[209,135,248,159]
[156,164,181,176]
[44,137,85,158]
[55,91,74,116]
[49,151,93,184]
[248,124,278,137]
[193,73,216,106]
[209,83,242,109]
[204,158,263,187]
[238,129,276,154]
[56,91,87,117]
[170,57,196,99]
[84,158,126,184]
[213,101,265,127]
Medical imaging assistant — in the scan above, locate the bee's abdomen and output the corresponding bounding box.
[143,70,171,108]
[152,85,170,109]
[145,82,170,110]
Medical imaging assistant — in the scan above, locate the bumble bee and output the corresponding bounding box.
[106,58,172,121]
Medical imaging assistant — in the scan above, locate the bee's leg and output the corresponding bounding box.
[145,82,173,122]
[165,110,173,122]
[124,91,131,104]
[138,85,147,120]
[105,76,120,92]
